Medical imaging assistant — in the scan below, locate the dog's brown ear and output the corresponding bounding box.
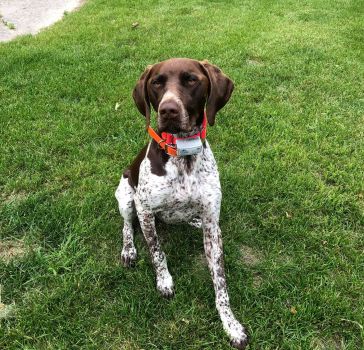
[132,65,153,127]
[200,60,234,126]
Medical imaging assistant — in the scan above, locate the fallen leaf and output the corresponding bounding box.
[290,306,297,315]
[131,22,139,28]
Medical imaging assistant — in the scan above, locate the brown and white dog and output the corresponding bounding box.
[115,58,248,349]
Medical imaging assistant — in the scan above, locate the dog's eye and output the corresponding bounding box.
[151,75,166,88]
[152,80,162,87]
[184,74,198,85]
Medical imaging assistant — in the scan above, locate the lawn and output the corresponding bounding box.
[0,0,363,349]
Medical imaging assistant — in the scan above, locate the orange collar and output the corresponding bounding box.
[147,112,207,157]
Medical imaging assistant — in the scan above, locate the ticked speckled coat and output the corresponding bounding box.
[115,58,249,349]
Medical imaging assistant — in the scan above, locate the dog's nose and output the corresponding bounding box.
[159,100,179,118]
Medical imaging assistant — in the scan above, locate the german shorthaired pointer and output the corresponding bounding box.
[115,58,248,349]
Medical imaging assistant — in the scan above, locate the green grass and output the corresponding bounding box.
[0,0,363,349]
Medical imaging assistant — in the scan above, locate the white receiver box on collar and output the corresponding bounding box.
[174,136,203,157]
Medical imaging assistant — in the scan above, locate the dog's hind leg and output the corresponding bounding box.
[115,175,137,267]
[188,217,202,229]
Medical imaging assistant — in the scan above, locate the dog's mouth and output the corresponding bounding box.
[158,117,192,135]
[161,125,191,134]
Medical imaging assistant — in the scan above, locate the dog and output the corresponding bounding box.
[115,58,248,349]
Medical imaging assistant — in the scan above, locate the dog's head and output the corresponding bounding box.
[132,58,234,134]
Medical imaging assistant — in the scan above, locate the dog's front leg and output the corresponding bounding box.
[203,218,249,349]
[134,197,174,298]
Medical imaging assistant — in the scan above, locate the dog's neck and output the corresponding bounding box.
[170,149,203,174]
[148,136,206,175]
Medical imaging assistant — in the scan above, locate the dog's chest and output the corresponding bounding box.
[147,160,204,223]
[136,145,220,223]
[156,167,204,223]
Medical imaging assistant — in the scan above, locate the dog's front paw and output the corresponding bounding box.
[157,272,174,298]
[230,335,249,350]
[227,320,249,349]
[121,246,137,267]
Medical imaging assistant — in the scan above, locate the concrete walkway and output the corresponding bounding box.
[0,0,83,42]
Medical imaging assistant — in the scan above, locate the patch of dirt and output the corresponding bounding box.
[0,0,85,42]
[252,273,263,288]
[240,245,263,267]
[0,302,15,319]
[0,239,28,263]
[1,190,28,204]
[246,57,264,66]
[310,336,344,350]
[120,340,142,350]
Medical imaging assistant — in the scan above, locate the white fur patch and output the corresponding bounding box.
[157,90,190,130]
[116,141,247,345]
